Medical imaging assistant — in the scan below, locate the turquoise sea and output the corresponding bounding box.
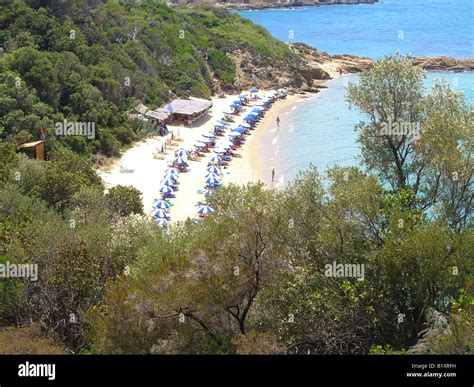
[238,0,474,182]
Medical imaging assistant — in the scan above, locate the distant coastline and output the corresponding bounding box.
[168,1,379,12]
[222,0,378,11]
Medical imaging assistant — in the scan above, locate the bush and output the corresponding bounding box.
[105,185,144,217]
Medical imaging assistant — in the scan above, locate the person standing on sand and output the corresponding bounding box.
[271,168,275,182]
[276,116,280,128]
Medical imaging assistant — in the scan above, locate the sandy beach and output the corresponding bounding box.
[98,60,348,223]
[98,90,291,222]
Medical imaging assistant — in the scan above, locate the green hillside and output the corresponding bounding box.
[0,0,300,157]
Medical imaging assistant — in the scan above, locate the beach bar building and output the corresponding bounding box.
[164,97,212,126]
[18,140,45,160]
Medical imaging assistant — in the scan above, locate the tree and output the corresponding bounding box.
[347,55,473,230]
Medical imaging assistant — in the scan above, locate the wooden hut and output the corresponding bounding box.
[164,97,212,126]
[18,140,45,160]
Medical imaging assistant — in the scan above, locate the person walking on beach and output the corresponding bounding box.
[271,168,275,182]
[276,116,280,128]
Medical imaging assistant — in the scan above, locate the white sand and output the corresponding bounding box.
[98,91,277,223]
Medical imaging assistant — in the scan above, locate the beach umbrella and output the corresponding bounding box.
[173,157,187,165]
[159,185,174,194]
[244,115,256,121]
[194,143,206,148]
[161,178,176,186]
[152,209,168,219]
[233,127,246,133]
[209,155,222,164]
[230,103,240,108]
[164,171,179,179]
[213,122,226,128]
[176,148,190,157]
[153,199,170,209]
[163,176,178,185]
[251,88,259,93]
[233,100,241,105]
[205,172,220,180]
[165,168,180,174]
[241,123,252,128]
[212,148,227,154]
[248,112,259,117]
[197,205,215,215]
[252,108,263,113]
[156,218,169,227]
[239,94,248,98]
[202,133,216,138]
[201,188,213,196]
[197,138,210,144]
[205,175,221,185]
[207,165,220,174]
[229,131,242,137]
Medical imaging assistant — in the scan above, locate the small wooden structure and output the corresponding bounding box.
[145,108,171,126]
[18,140,45,160]
[164,97,212,126]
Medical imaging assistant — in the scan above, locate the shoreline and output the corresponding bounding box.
[98,90,289,223]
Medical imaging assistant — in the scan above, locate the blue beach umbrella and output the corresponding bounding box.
[156,218,169,227]
[209,155,222,164]
[233,100,241,105]
[251,88,259,93]
[173,157,187,165]
[164,171,178,179]
[197,205,215,215]
[159,185,174,194]
[166,168,180,174]
[230,103,239,108]
[229,131,242,137]
[205,175,221,185]
[233,127,245,133]
[205,172,220,179]
[153,199,170,209]
[201,188,213,196]
[244,115,256,121]
[207,165,220,174]
[161,178,176,186]
[176,148,190,157]
[152,209,168,219]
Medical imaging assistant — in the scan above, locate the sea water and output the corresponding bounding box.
[273,71,473,181]
[238,0,474,59]
[237,0,474,181]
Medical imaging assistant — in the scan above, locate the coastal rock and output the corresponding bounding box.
[228,47,330,91]
[168,0,378,11]
[410,56,474,72]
